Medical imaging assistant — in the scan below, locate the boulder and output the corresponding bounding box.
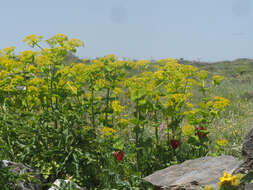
[48,179,85,190]
[245,183,253,190]
[233,123,253,174]
[0,160,44,190]
[143,156,242,190]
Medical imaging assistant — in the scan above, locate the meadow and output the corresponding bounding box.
[0,34,252,189]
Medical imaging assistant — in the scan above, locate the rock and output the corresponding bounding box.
[245,183,253,190]
[233,124,253,174]
[0,160,44,190]
[143,156,242,190]
[48,179,86,190]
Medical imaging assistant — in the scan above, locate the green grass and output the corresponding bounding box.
[184,59,253,158]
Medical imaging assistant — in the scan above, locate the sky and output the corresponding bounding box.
[0,0,252,62]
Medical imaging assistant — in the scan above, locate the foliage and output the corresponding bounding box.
[0,34,234,189]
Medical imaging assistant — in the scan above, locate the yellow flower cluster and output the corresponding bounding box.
[213,96,230,109]
[197,70,209,80]
[182,124,195,136]
[1,46,15,56]
[218,172,241,187]
[135,60,151,68]
[118,118,129,127]
[112,100,125,113]
[27,64,38,73]
[46,33,68,46]
[23,34,43,47]
[44,34,84,53]
[212,75,224,85]
[102,127,116,136]
[186,103,194,108]
[36,55,52,67]
[95,79,107,89]
[66,38,85,51]
[18,50,37,63]
[204,185,214,190]
[28,86,39,94]
[183,109,199,116]
[113,87,122,95]
[216,138,228,146]
[68,64,86,84]
[157,58,178,66]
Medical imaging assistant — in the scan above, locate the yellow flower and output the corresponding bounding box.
[231,178,240,186]
[204,185,214,190]
[135,60,151,68]
[40,85,48,91]
[182,124,195,136]
[212,75,224,85]
[197,70,209,80]
[154,70,164,80]
[216,138,228,146]
[118,118,129,127]
[218,172,240,187]
[170,93,186,103]
[232,173,243,186]
[206,101,213,107]
[152,94,160,101]
[46,33,68,46]
[233,129,238,134]
[113,88,123,96]
[57,79,66,87]
[18,50,37,63]
[183,109,199,116]
[27,64,38,72]
[97,96,102,101]
[186,103,194,108]
[36,55,53,67]
[29,78,43,85]
[157,58,178,66]
[112,100,125,113]
[1,46,15,56]
[167,58,178,64]
[28,86,39,94]
[23,34,43,47]
[102,127,116,136]
[213,96,230,109]
[95,79,106,89]
[11,75,24,84]
[218,172,232,186]
[66,38,84,51]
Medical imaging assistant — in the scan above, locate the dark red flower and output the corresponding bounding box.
[170,139,180,149]
[195,126,207,138]
[114,151,124,161]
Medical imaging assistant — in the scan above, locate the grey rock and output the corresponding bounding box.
[245,183,253,190]
[143,156,242,190]
[0,160,43,190]
[48,179,85,190]
[233,124,253,174]
[16,85,26,91]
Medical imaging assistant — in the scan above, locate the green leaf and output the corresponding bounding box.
[113,140,124,150]
[240,171,253,186]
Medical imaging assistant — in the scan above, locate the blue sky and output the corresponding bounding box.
[1,0,252,61]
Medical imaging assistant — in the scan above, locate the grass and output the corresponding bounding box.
[185,59,253,159]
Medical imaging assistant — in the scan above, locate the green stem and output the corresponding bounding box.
[135,97,140,173]
[91,88,95,128]
[105,88,110,126]
[154,111,159,143]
